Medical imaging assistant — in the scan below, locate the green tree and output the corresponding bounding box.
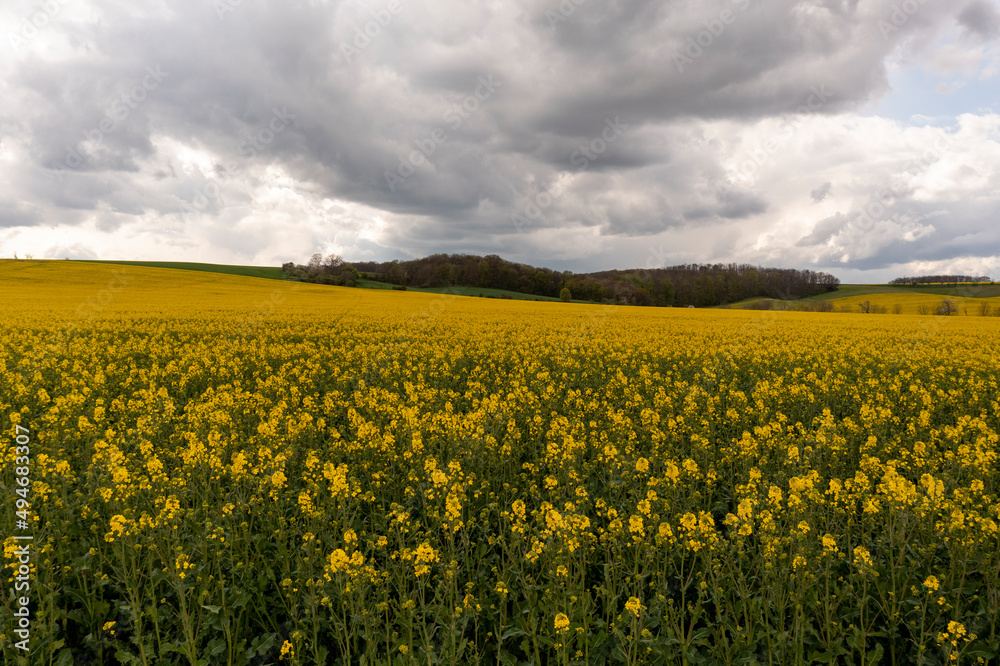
[560,287,571,303]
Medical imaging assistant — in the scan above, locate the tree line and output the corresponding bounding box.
[282,255,360,287]
[283,253,840,307]
[889,275,992,285]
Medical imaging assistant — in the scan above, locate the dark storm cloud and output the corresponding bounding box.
[1,0,998,275]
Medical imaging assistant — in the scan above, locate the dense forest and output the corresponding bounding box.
[283,253,840,307]
[889,275,992,285]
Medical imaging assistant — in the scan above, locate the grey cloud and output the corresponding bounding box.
[811,181,832,203]
[804,199,1000,271]
[797,212,850,246]
[957,1,1000,38]
[0,200,42,228]
[715,186,768,219]
[0,0,995,274]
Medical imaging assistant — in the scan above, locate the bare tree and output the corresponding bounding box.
[937,298,959,316]
[858,300,873,314]
[323,254,345,271]
[980,302,992,317]
[892,303,903,314]
[305,253,324,280]
[917,303,929,315]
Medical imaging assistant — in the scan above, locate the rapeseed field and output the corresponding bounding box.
[1,261,998,664]
[825,292,999,316]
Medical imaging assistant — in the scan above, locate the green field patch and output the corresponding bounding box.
[72,259,287,280]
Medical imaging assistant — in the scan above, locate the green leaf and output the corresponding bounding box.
[114,648,140,665]
[690,626,712,644]
[501,627,527,640]
[498,649,518,666]
[865,642,884,666]
[201,604,222,614]
[254,632,277,655]
[207,638,226,656]
[965,648,995,660]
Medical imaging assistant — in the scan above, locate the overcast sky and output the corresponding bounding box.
[2,0,999,280]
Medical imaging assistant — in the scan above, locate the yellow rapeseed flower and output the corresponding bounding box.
[554,613,570,633]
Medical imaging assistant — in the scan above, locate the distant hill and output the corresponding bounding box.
[284,253,840,307]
